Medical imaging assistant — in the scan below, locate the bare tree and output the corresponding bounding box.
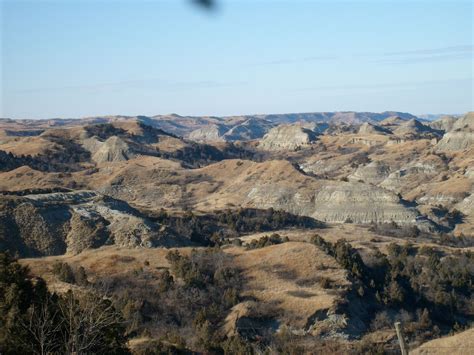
[19,295,63,355]
[58,290,124,354]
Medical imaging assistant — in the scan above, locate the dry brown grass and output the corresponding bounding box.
[410,327,474,355]
[21,240,351,333]
[0,166,76,191]
[0,135,57,156]
[238,225,474,258]
[21,246,197,292]
[226,241,350,329]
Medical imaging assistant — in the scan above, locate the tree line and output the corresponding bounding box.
[311,235,473,344]
[0,252,128,354]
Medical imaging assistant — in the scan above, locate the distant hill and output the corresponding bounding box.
[1,111,418,142]
[417,113,463,121]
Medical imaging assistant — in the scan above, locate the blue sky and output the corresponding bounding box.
[1,0,472,119]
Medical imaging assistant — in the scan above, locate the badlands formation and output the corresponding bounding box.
[1,112,473,253]
[0,111,473,353]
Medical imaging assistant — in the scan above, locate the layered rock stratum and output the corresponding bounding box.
[258,124,318,150]
[0,190,190,257]
[436,112,474,151]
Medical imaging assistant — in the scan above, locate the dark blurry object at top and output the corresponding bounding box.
[192,0,215,10]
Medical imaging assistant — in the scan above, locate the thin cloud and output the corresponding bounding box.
[293,77,473,92]
[254,45,472,66]
[255,55,337,66]
[382,45,473,56]
[14,79,247,94]
[375,44,473,64]
[376,52,472,64]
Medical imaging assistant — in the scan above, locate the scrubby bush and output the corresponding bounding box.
[246,233,289,249]
[52,261,76,284]
[149,207,321,247]
[75,266,89,286]
[160,141,255,168]
[84,123,127,139]
[156,270,174,292]
[311,235,366,278]
[93,248,244,352]
[369,222,420,238]
[221,336,254,354]
[310,236,474,341]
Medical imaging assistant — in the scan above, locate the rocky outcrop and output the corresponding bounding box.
[428,115,458,132]
[258,125,318,150]
[453,191,474,237]
[91,136,134,163]
[79,123,168,160]
[0,191,173,257]
[358,122,391,135]
[0,197,70,257]
[244,179,419,224]
[452,111,474,130]
[436,113,474,151]
[436,131,474,151]
[349,137,386,146]
[187,124,228,142]
[386,138,408,146]
[465,167,474,179]
[187,118,275,142]
[393,119,435,136]
[309,182,418,224]
[325,124,358,135]
[305,122,330,134]
[456,191,473,217]
[348,161,391,185]
[261,162,420,224]
[379,116,407,126]
[223,118,274,141]
[65,210,110,254]
[379,161,443,194]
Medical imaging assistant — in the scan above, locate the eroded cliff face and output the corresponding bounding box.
[91,136,134,163]
[436,112,474,151]
[310,183,418,224]
[0,199,70,256]
[454,191,474,236]
[379,161,445,195]
[348,161,391,185]
[186,119,275,142]
[187,124,228,142]
[258,125,318,151]
[0,191,171,257]
[453,112,474,130]
[223,118,275,141]
[245,181,418,224]
[436,131,474,151]
[428,115,458,132]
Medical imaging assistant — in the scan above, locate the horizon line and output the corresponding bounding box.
[0,110,470,122]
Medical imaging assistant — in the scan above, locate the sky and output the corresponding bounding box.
[1,0,473,119]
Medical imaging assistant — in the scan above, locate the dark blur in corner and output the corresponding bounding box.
[192,0,216,10]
